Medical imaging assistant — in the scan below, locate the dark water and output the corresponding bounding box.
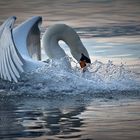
[0,0,140,139]
[0,94,140,140]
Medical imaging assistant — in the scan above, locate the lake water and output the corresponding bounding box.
[0,0,140,140]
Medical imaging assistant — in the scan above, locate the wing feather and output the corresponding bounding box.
[5,47,12,81]
[3,48,10,80]
[1,53,5,79]
[5,46,19,82]
[13,16,42,60]
[8,45,20,78]
[10,42,24,72]
[0,17,24,82]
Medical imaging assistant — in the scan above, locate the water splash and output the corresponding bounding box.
[0,57,140,97]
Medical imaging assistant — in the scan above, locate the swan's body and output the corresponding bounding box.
[0,16,91,82]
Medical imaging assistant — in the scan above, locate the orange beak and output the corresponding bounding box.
[80,60,86,68]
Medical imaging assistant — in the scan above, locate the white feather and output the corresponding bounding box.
[0,17,24,82]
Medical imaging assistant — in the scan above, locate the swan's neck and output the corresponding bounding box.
[42,24,89,62]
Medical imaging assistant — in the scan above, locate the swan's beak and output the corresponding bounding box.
[79,53,91,68]
[80,60,86,68]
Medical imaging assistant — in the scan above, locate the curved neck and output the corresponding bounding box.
[42,24,89,62]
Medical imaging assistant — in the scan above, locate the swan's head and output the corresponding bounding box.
[42,23,91,68]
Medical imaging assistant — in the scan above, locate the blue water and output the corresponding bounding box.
[0,0,140,139]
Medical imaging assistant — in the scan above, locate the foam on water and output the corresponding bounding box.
[0,57,140,98]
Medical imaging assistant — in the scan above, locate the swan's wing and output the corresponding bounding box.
[0,16,24,82]
[13,16,42,60]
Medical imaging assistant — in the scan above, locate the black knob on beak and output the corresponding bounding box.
[80,53,91,63]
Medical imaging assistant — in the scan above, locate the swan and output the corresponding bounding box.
[0,16,91,82]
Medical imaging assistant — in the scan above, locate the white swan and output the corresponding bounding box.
[0,16,91,82]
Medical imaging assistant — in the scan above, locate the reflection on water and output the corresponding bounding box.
[0,95,140,140]
[0,95,87,139]
[0,97,24,139]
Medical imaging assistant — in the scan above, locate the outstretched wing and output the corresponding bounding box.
[0,17,24,82]
[13,16,42,60]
